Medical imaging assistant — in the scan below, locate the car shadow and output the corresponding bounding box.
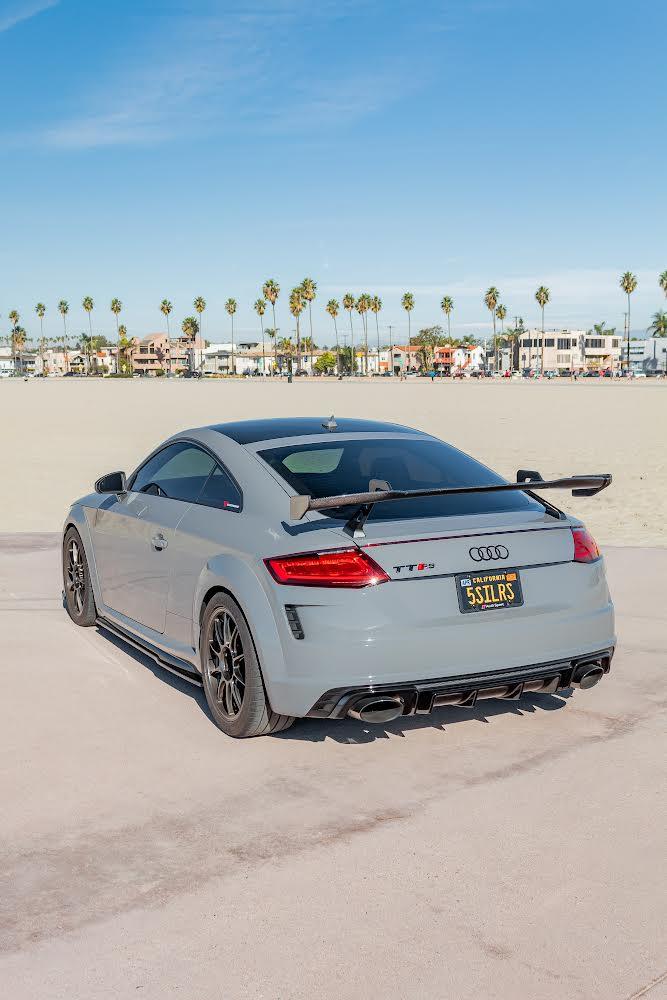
[96,627,574,744]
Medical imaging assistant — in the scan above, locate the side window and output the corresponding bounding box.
[131,443,215,503]
[198,464,242,512]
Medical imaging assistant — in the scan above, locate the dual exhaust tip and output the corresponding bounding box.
[347,661,606,724]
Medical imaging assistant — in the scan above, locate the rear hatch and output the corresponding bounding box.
[355,509,574,580]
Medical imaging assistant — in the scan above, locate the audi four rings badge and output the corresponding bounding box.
[469,545,510,561]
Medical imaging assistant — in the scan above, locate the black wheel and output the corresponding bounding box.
[63,526,97,626]
[201,593,294,738]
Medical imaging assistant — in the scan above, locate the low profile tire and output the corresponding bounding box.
[63,526,97,627]
[200,593,294,738]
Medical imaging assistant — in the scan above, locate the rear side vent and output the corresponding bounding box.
[284,605,304,640]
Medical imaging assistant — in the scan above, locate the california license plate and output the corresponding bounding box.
[456,569,524,613]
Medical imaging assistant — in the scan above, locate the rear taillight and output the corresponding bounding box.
[265,548,390,588]
[572,527,600,563]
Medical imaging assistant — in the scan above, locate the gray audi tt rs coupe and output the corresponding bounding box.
[63,416,615,737]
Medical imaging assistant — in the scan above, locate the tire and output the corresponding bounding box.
[200,593,294,738]
[63,526,97,627]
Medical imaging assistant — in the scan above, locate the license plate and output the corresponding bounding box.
[456,568,524,614]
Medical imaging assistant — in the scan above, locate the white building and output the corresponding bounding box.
[517,330,623,372]
[627,338,667,374]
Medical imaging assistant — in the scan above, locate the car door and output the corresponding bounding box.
[91,442,216,633]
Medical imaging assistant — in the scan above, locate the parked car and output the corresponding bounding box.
[63,417,615,738]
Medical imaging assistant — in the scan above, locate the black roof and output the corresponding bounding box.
[211,417,418,445]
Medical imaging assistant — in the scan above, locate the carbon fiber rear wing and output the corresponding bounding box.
[289,471,612,537]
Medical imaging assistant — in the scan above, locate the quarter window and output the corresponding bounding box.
[130,442,241,510]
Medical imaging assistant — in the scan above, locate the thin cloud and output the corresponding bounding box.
[0,0,58,33]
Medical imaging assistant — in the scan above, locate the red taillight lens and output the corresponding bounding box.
[572,527,600,563]
[265,548,390,588]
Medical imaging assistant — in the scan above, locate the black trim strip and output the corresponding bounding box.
[96,617,202,686]
[360,525,571,549]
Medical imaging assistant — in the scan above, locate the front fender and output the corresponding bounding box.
[193,555,287,701]
[62,504,103,608]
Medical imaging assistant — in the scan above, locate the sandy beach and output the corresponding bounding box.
[2,377,664,545]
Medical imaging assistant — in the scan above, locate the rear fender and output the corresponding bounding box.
[193,556,286,696]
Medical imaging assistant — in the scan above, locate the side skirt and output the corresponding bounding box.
[96,616,203,687]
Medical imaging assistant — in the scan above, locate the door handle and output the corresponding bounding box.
[151,532,168,551]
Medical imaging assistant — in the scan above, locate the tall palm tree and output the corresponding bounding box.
[440,296,454,340]
[224,299,237,372]
[620,272,638,370]
[277,336,293,373]
[160,299,173,375]
[370,295,382,372]
[659,271,667,300]
[326,299,341,373]
[12,325,27,373]
[534,286,550,374]
[58,300,70,372]
[110,298,122,336]
[495,304,507,372]
[254,299,266,375]
[81,297,94,373]
[356,294,370,374]
[8,310,19,372]
[300,278,317,371]
[254,298,267,373]
[289,287,305,372]
[483,287,499,370]
[193,296,206,375]
[262,281,280,370]
[181,316,200,374]
[35,303,47,371]
[342,293,356,373]
[401,292,415,345]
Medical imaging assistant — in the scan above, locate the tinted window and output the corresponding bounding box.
[259,438,542,521]
[132,443,215,503]
[198,465,242,511]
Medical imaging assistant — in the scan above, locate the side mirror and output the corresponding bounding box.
[95,471,127,494]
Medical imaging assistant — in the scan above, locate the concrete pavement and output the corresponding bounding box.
[0,536,665,999]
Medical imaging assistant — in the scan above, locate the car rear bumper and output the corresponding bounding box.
[306,647,614,720]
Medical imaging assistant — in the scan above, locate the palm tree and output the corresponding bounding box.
[300,278,317,371]
[265,327,278,373]
[440,296,454,341]
[160,299,173,374]
[58,300,70,372]
[181,316,200,374]
[12,325,27,373]
[343,293,356,373]
[289,287,305,372]
[35,302,46,342]
[8,310,19,372]
[277,336,293,373]
[659,271,667,300]
[224,298,237,372]
[81,297,94,373]
[326,299,341,373]
[356,294,370,374]
[262,281,280,371]
[534,286,550,374]
[495,304,507,372]
[647,310,667,337]
[401,292,415,345]
[193,296,206,374]
[620,272,638,370]
[117,324,131,374]
[110,298,122,336]
[254,298,267,373]
[483,287,500,371]
[370,295,382,372]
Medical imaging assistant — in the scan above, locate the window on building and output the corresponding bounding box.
[557,338,569,350]
[587,338,604,348]
[612,339,620,348]
[544,338,554,347]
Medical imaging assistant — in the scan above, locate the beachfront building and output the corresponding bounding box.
[129,333,205,376]
[518,330,623,373]
[627,337,667,374]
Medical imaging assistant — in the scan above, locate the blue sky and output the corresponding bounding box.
[1,0,665,344]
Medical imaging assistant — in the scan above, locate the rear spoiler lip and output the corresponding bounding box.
[289,473,612,523]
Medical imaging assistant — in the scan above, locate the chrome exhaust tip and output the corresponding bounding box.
[348,696,404,724]
[571,663,605,690]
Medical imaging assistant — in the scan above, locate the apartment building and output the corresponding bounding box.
[130,334,205,375]
[518,330,622,372]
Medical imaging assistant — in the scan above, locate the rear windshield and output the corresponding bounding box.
[258,438,542,521]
